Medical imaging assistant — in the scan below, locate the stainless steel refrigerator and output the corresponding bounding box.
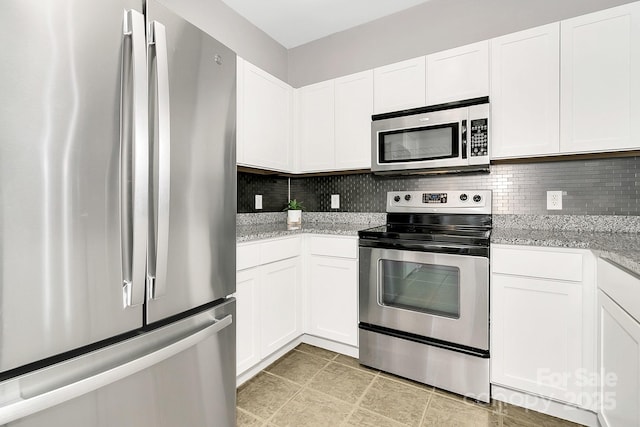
[0,0,236,425]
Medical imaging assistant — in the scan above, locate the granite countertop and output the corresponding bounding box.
[492,215,640,276]
[236,221,376,243]
[236,212,384,243]
[236,212,640,276]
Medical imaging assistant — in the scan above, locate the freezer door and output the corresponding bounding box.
[0,300,236,427]
[146,0,237,323]
[0,0,146,372]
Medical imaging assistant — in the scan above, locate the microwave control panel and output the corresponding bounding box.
[470,118,488,157]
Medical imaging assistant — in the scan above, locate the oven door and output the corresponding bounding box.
[359,246,488,351]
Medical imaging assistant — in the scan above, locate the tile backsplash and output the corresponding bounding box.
[238,156,639,215]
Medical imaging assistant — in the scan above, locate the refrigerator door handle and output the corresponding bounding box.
[120,9,149,307]
[147,21,171,300]
[0,314,233,425]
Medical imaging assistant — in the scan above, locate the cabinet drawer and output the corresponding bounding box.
[260,237,301,265]
[598,258,640,322]
[492,246,583,281]
[309,236,357,259]
[237,243,260,271]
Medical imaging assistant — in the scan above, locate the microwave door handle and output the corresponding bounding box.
[461,119,468,160]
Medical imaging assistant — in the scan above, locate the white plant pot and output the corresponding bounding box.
[287,209,302,228]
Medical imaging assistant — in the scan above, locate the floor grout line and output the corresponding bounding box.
[417,390,433,427]
[338,370,380,426]
[259,349,336,426]
[239,344,575,427]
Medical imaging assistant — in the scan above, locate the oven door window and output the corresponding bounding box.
[379,260,460,318]
[378,123,459,163]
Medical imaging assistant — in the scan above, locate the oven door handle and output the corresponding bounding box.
[359,238,489,257]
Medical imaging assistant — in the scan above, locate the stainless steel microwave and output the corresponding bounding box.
[371,97,490,174]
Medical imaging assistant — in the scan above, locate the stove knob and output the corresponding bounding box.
[473,194,482,203]
[393,195,401,202]
[404,194,412,201]
[460,193,468,202]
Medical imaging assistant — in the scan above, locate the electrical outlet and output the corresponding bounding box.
[546,191,562,210]
[331,194,340,209]
[255,195,262,210]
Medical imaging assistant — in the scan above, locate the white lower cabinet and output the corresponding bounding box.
[597,258,640,427]
[307,236,358,346]
[235,237,302,377]
[260,257,302,357]
[598,291,640,427]
[236,234,358,380]
[236,268,260,375]
[491,245,596,409]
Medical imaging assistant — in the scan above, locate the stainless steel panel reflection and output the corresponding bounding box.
[146,0,236,323]
[359,328,490,403]
[0,0,144,372]
[359,246,489,350]
[2,301,236,426]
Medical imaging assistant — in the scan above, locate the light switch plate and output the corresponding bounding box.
[255,195,262,210]
[331,194,340,209]
[547,191,562,210]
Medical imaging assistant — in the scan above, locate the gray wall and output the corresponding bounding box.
[238,157,640,215]
[158,0,288,81]
[160,0,637,87]
[287,0,636,87]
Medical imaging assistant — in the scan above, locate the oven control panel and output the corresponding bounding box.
[387,190,492,214]
[422,193,448,204]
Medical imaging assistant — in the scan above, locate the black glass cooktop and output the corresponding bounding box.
[358,213,492,253]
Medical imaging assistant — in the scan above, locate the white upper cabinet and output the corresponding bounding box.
[334,70,373,170]
[490,24,560,159]
[560,2,640,154]
[296,71,373,173]
[426,41,489,105]
[236,58,292,171]
[373,57,426,114]
[295,80,336,172]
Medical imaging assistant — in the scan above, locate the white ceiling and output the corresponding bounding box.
[221,0,432,48]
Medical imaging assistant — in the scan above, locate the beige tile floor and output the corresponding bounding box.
[237,343,584,427]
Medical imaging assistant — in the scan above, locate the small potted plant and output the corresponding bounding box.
[284,199,304,228]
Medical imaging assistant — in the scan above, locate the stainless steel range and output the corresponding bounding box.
[358,190,492,402]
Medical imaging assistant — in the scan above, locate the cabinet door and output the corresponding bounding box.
[491,274,584,405]
[308,256,358,346]
[296,80,335,172]
[599,290,640,427]
[335,70,373,170]
[237,58,292,171]
[560,2,640,153]
[426,41,489,105]
[236,268,260,375]
[260,257,302,358]
[490,24,560,159]
[373,57,426,114]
